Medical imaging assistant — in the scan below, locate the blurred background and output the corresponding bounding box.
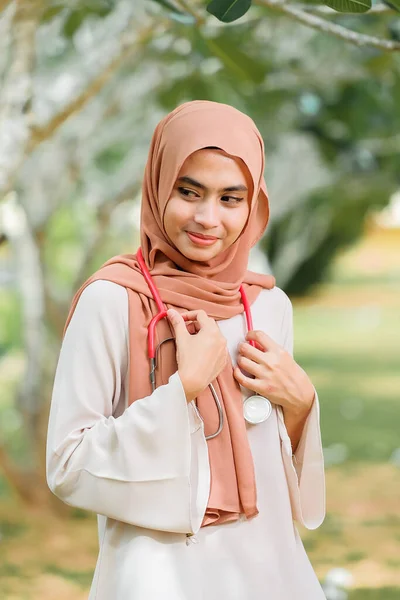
[0,0,399,598]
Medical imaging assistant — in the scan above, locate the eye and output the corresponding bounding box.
[178,187,199,198]
[221,195,244,204]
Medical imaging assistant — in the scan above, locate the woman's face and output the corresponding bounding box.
[163,148,252,263]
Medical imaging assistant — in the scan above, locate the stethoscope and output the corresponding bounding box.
[136,248,273,440]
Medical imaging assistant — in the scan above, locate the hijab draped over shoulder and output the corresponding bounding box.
[63,100,276,528]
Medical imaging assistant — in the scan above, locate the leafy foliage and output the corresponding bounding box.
[22,1,399,295]
[149,0,197,23]
[207,0,252,22]
[205,0,375,21]
[43,0,117,38]
[0,0,393,301]
[321,0,372,12]
[384,0,400,10]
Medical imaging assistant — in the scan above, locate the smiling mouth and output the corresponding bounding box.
[186,231,220,246]
[186,231,219,240]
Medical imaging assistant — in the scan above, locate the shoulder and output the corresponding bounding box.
[251,286,293,349]
[79,279,128,307]
[251,286,293,340]
[255,285,292,313]
[69,280,128,334]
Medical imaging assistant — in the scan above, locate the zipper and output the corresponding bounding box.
[186,533,199,546]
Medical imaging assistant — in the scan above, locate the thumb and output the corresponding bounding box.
[166,309,188,336]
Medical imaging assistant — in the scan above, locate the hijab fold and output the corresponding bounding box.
[63,100,276,529]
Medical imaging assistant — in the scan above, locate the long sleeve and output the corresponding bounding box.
[276,293,326,530]
[46,280,210,535]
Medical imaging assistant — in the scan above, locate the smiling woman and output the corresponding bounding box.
[164,147,253,262]
[46,100,325,600]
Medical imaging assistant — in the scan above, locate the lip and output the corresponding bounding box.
[186,231,219,246]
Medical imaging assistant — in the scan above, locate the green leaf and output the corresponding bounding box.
[62,9,87,37]
[61,2,116,38]
[157,74,211,109]
[150,0,196,23]
[206,0,252,23]
[323,0,371,13]
[151,0,182,9]
[42,4,65,22]
[94,141,131,174]
[203,35,265,83]
[383,0,400,12]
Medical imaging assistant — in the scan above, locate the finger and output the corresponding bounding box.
[245,330,278,351]
[233,366,262,394]
[237,342,265,364]
[186,322,196,334]
[186,321,200,334]
[181,310,215,329]
[166,309,190,337]
[237,355,264,379]
[181,310,208,320]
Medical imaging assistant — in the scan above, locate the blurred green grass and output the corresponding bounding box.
[348,590,400,599]
[294,304,399,462]
[292,227,400,465]
[294,227,400,595]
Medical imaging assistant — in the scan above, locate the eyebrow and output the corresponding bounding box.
[177,176,248,193]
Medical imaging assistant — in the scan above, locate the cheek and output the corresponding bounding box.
[227,205,250,237]
[164,196,191,233]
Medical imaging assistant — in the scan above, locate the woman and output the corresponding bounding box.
[46,100,326,599]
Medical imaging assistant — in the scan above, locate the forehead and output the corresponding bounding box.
[177,148,250,185]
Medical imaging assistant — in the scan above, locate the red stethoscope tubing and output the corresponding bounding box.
[136,247,257,359]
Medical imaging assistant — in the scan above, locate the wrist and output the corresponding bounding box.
[294,381,315,416]
[302,384,316,414]
[178,370,198,404]
[184,390,196,404]
[284,389,315,420]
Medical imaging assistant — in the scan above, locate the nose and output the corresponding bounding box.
[193,199,220,229]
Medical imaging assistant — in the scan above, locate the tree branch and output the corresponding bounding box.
[0,0,12,14]
[254,0,400,51]
[360,133,400,155]
[0,0,44,198]
[296,3,395,15]
[175,0,205,24]
[28,22,158,153]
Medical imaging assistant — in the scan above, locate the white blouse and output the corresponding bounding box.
[46,280,326,599]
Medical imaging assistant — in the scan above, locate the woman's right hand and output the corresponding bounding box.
[166,309,228,403]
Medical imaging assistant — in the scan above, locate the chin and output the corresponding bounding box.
[183,248,215,261]
[179,242,222,262]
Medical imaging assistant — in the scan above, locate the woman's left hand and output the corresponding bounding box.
[233,330,315,417]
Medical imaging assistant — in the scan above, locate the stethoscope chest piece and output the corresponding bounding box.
[243,395,272,424]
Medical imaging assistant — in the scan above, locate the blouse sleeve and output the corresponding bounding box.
[276,292,326,530]
[46,280,210,535]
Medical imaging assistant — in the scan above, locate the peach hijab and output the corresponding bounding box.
[63,100,276,529]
